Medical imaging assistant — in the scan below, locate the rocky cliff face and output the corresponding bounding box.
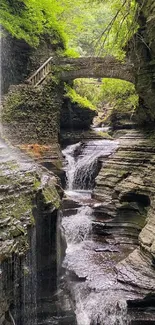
[0,138,61,325]
[2,81,63,145]
[60,97,97,132]
[2,79,65,181]
[1,33,65,323]
[130,0,155,124]
[93,129,155,319]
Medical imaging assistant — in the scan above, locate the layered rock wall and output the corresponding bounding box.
[93,130,155,293]
[0,139,61,324]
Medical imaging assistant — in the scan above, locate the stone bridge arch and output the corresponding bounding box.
[27,55,135,87]
[56,56,135,84]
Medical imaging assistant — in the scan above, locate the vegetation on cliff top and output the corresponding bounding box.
[0,0,138,58]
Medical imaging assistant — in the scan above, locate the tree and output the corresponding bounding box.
[0,0,91,49]
[0,0,138,59]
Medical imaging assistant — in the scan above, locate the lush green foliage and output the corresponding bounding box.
[0,0,138,58]
[0,0,139,123]
[73,78,138,123]
[0,0,64,46]
[74,78,138,109]
[100,79,138,108]
[66,0,138,58]
[65,84,96,111]
[101,79,138,124]
[74,79,103,107]
[0,0,89,47]
[63,48,80,58]
[92,0,138,58]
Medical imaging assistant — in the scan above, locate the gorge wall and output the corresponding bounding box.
[130,0,155,125]
[0,32,65,325]
[2,1,155,322]
[0,139,62,325]
[93,129,155,319]
[0,30,97,325]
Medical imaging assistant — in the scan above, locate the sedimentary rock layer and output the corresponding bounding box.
[0,138,61,324]
[93,130,155,292]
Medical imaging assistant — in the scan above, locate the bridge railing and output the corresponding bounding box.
[26,56,53,87]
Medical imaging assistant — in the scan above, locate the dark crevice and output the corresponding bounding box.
[120,192,150,207]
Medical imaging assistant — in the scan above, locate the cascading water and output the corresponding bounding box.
[62,205,93,249]
[63,140,118,190]
[61,138,138,325]
[62,142,82,190]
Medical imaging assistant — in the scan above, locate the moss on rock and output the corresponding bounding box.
[2,79,63,145]
[0,140,61,263]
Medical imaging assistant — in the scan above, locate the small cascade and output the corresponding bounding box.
[1,230,37,325]
[62,142,82,189]
[63,140,118,190]
[62,206,93,246]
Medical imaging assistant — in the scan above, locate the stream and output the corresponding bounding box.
[60,137,138,325]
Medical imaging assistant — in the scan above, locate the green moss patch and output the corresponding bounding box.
[43,183,61,209]
[2,81,63,144]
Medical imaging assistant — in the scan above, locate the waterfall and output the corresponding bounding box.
[63,140,118,190]
[62,142,82,189]
[61,138,134,325]
[11,228,37,325]
[22,228,37,325]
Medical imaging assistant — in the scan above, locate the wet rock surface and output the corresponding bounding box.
[0,137,62,325]
[92,130,155,322]
[60,128,112,146]
[61,192,138,325]
[61,129,155,324]
[19,142,65,184]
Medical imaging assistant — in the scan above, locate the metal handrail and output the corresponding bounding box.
[26,56,53,87]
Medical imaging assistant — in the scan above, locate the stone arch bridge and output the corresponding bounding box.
[27,56,134,87]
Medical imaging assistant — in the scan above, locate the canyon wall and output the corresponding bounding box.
[0,139,62,324]
[130,0,155,125]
